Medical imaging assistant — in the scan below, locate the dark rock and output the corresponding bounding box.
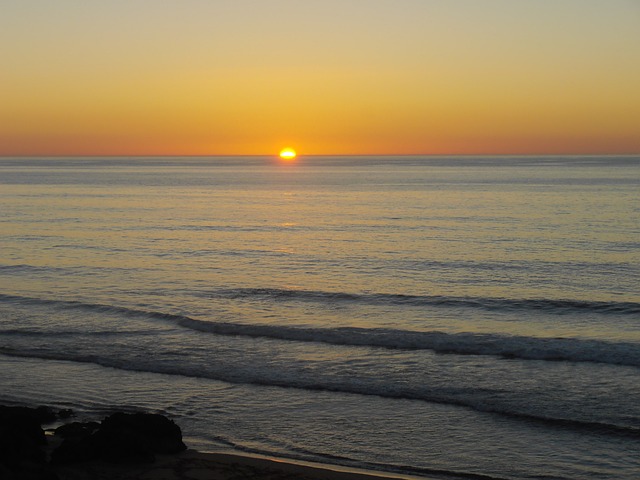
[1,463,60,480]
[100,412,187,454]
[54,422,99,439]
[57,409,74,419]
[0,406,49,444]
[1,406,57,425]
[32,406,57,425]
[50,436,99,465]
[90,427,156,464]
[51,412,186,465]
[0,407,189,475]
[51,422,100,464]
[0,406,48,469]
[0,406,57,479]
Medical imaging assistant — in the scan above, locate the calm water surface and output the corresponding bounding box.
[1,156,639,480]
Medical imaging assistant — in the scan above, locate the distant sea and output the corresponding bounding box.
[1,155,639,480]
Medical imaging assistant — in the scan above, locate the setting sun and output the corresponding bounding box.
[279,148,297,160]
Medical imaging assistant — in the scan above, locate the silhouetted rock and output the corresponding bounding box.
[90,426,156,464]
[0,405,187,471]
[33,406,57,424]
[100,412,187,454]
[0,464,60,480]
[54,422,99,439]
[51,412,186,465]
[50,436,99,465]
[0,406,58,479]
[0,406,47,467]
[56,409,74,419]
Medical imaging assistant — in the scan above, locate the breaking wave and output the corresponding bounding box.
[1,292,639,367]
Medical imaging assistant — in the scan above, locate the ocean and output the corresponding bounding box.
[1,155,638,480]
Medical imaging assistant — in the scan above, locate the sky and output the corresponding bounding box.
[1,0,639,156]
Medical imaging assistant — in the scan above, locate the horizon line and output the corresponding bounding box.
[1,152,639,158]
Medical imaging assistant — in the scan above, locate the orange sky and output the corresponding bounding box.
[1,0,639,156]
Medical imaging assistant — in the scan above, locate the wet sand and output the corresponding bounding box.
[51,449,429,480]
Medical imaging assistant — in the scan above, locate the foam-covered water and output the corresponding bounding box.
[1,156,639,480]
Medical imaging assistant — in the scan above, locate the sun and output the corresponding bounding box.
[279,148,297,160]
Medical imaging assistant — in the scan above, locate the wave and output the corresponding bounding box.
[209,287,640,315]
[0,293,183,321]
[176,318,640,367]
[4,284,638,317]
[1,347,638,441]
[1,293,639,367]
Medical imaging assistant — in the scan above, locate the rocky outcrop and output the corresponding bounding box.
[0,405,187,478]
[51,412,187,465]
[100,412,187,455]
[54,421,100,439]
[0,406,59,479]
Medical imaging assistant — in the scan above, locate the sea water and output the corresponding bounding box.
[1,155,638,480]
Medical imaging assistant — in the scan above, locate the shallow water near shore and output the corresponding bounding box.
[1,155,639,479]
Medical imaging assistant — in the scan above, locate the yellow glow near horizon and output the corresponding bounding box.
[279,148,297,160]
[1,1,639,156]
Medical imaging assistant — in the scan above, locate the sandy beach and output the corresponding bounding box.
[51,450,428,480]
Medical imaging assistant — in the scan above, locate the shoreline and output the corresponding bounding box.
[1,405,436,480]
[51,449,434,480]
